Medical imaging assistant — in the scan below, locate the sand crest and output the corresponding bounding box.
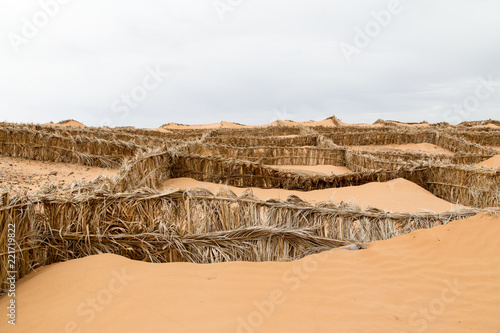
[476,155,500,169]
[2,213,498,332]
[160,118,338,130]
[350,143,454,156]
[162,177,465,213]
[476,123,500,128]
[268,164,352,176]
[385,120,431,127]
[274,119,338,127]
[145,127,172,133]
[43,120,86,128]
[162,121,248,130]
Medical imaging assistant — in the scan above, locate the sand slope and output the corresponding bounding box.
[476,123,500,128]
[43,120,86,128]
[163,178,465,213]
[162,121,247,130]
[476,155,500,169]
[268,164,352,176]
[386,121,431,127]
[350,143,454,156]
[2,213,499,333]
[0,156,117,193]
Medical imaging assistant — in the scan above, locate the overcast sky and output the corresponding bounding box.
[1,0,499,127]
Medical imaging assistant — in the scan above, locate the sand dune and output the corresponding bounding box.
[161,118,338,130]
[268,164,352,176]
[350,143,454,156]
[2,213,498,333]
[161,122,228,130]
[385,120,431,127]
[274,119,337,127]
[476,123,500,128]
[146,127,172,133]
[476,155,500,169]
[43,120,86,128]
[162,177,465,213]
[301,119,337,127]
[0,155,117,193]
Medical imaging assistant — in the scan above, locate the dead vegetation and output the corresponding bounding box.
[1,119,499,294]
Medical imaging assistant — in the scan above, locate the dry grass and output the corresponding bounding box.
[0,120,499,295]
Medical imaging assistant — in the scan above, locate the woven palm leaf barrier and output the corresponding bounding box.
[0,194,37,297]
[6,122,190,148]
[435,133,498,155]
[345,149,496,169]
[0,187,486,294]
[424,164,500,208]
[451,129,500,147]
[205,125,304,137]
[173,153,395,189]
[180,143,347,166]
[111,147,498,208]
[311,125,417,135]
[204,134,318,147]
[456,120,500,127]
[113,149,176,192]
[0,126,144,167]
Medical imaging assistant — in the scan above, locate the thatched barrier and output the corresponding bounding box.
[181,143,347,166]
[0,194,37,295]
[0,187,483,294]
[26,123,175,147]
[322,130,437,146]
[435,133,497,155]
[451,129,500,147]
[206,125,303,138]
[0,126,143,168]
[113,149,175,192]
[424,164,500,208]
[349,149,492,166]
[205,135,318,147]
[171,153,419,190]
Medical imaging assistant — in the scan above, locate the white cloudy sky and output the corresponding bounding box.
[0,0,499,127]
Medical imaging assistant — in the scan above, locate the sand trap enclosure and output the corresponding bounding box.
[1,119,499,294]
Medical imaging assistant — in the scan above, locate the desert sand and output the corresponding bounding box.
[385,121,431,127]
[43,120,86,128]
[162,177,465,213]
[162,118,340,130]
[1,117,498,333]
[0,155,118,192]
[476,155,500,169]
[350,143,454,156]
[146,127,172,133]
[272,135,299,138]
[268,164,352,176]
[162,121,248,130]
[477,123,500,128]
[275,119,338,127]
[157,118,450,130]
[2,213,498,333]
